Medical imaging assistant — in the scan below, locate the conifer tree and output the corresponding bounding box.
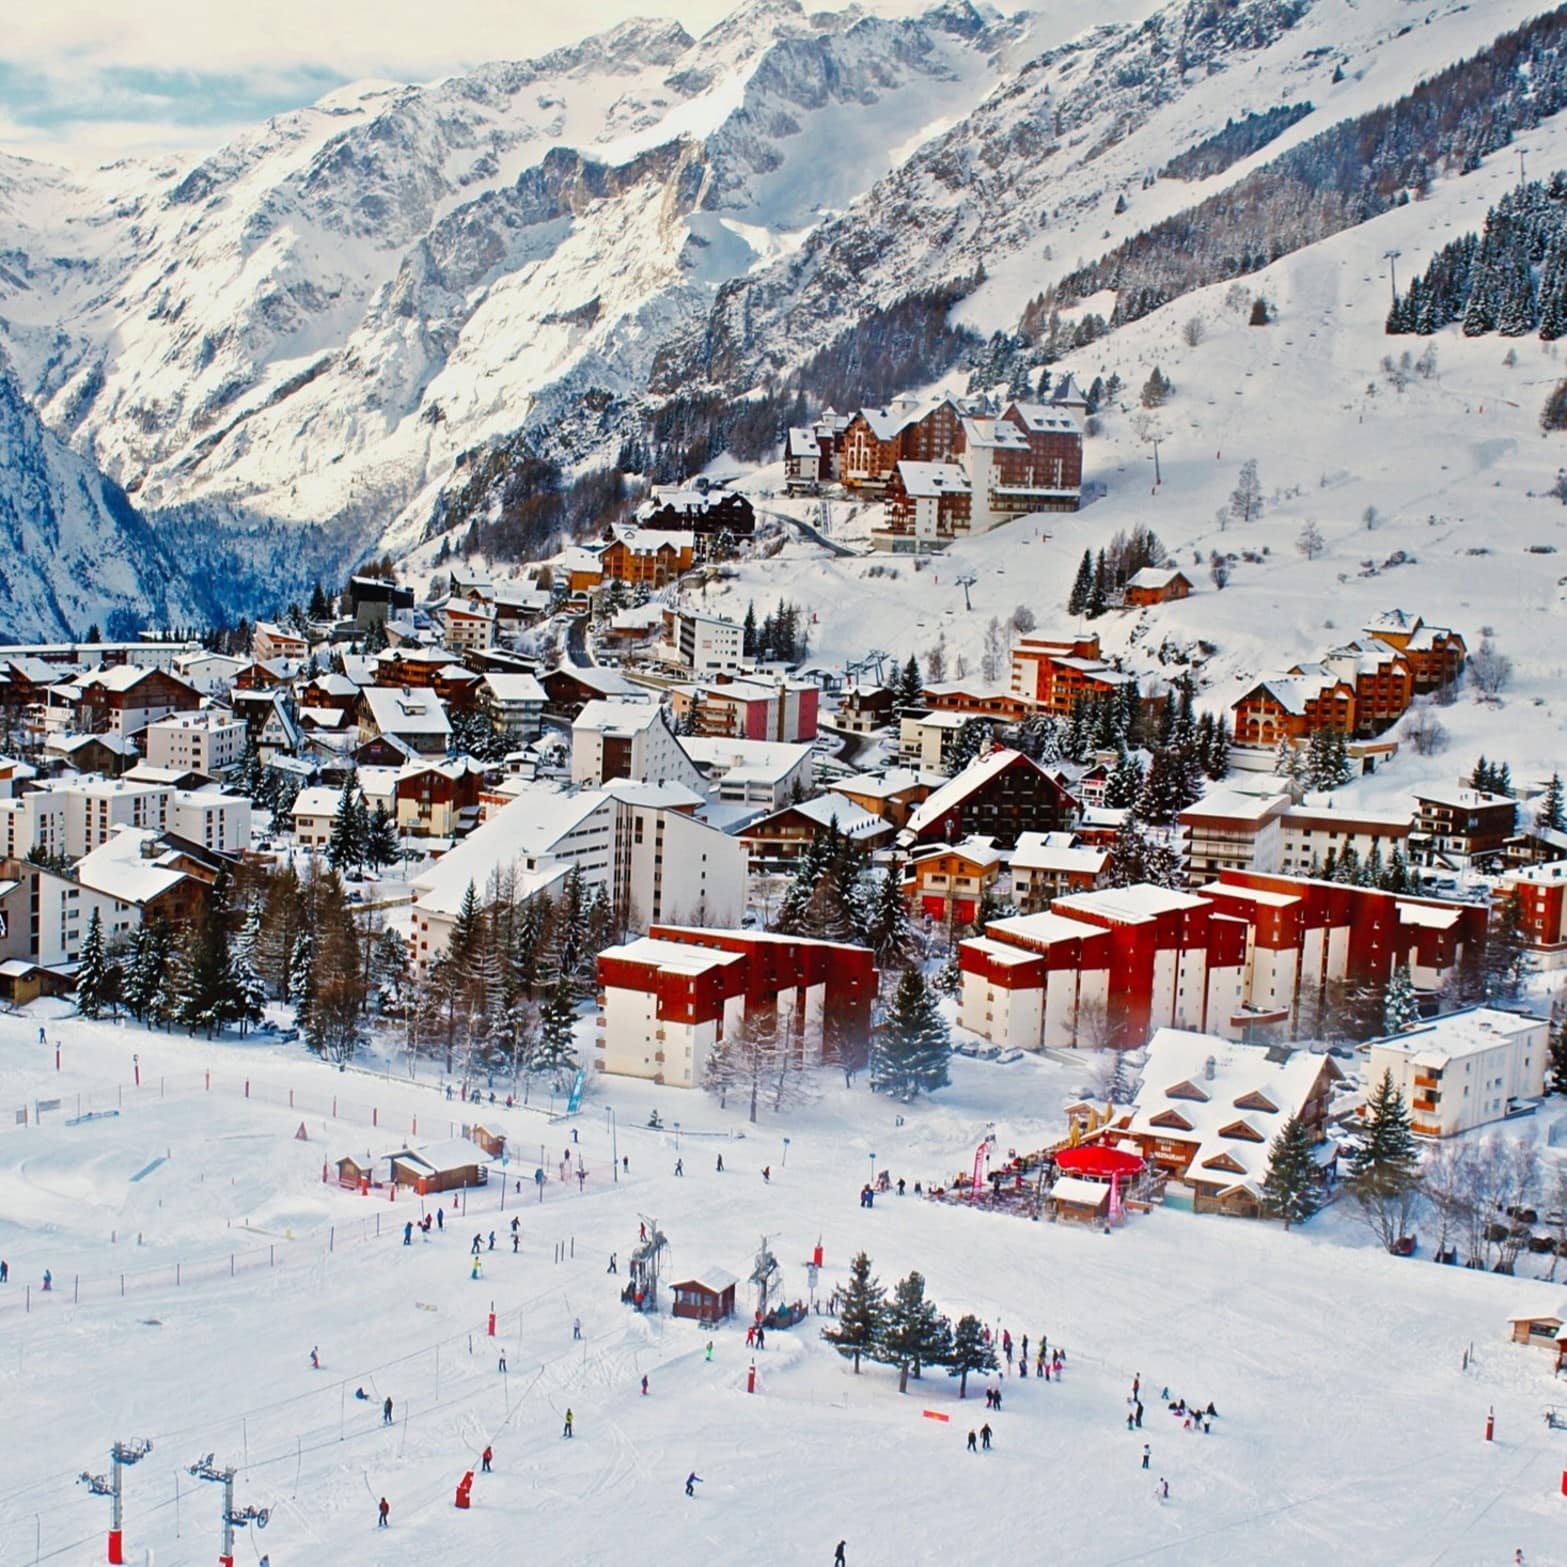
[1542,772,1567,833]
[123,916,173,1023]
[75,908,110,1019]
[1347,1069,1422,1251]
[947,1313,999,1398]
[228,909,269,1037]
[1382,964,1419,1035]
[821,1251,886,1373]
[364,804,402,873]
[535,974,580,1087]
[326,774,366,875]
[289,930,317,1030]
[876,1271,952,1393]
[866,865,919,969]
[870,968,951,1102]
[1261,1115,1321,1229]
[897,655,925,708]
[1068,550,1094,617]
[1484,894,1530,999]
[178,873,236,1037]
[1087,551,1108,618]
[1549,1020,1567,1097]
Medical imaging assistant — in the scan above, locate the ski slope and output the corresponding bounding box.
[3,1006,1567,1565]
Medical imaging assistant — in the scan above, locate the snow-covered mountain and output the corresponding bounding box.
[3,0,1567,638]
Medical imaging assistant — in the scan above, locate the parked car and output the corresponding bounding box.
[995,1049,1024,1064]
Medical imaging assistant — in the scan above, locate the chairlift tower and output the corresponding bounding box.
[79,1438,152,1565]
[189,1453,270,1567]
[955,573,977,613]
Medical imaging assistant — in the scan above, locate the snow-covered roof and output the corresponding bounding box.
[549,665,638,697]
[911,834,1001,870]
[681,736,811,784]
[573,698,663,736]
[745,795,889,839]
[673,1267,739,1294]
[1413,786,1514,812]
[1368,1007,1544,1067]
[787,427,821,457]
[601,779,707,811]
[894,460,969,498]
[1050,1176,1112,1208]
[1179,788,1292,827]
[391,1137,491,1175]
[360,686,452,738]
[1007,400,1082,433]
[827,768,937,800]
[905,749,1053,839]
[981,910,1103,949]
[1009,834,1107,876]
[292,786,342,819]
[1054,884,1209,922]
[960,416,1029,451]
[74,828,186,905]
[1123,566,1189,592]
[603,936,745,975]
[1127,1029,1339,1198]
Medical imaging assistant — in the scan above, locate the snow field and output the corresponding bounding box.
[4,1009,1567,1563]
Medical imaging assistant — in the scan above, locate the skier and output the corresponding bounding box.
[488,1231,496,1251]
[608,1252,617,1274]
[1132,1373,1141,1401]
[623,1156,629,1173]
[1159,1478,1169,1501]
[1141,1444,1150,1470]
[0,1260,7,1283]
[705,1341,714,1362]
[641,1375,649,1396]
[685,1471,701,1497]
[355,1388,369,1401]
[42,1269,51,1292]
[471,1234,483,1255]
[402,1221,412,1245]
[310,1346,319,1369]
[383,1397,393,1426]
[675,1158,684,1177]
[563,1409,574,1438]
[38,1026,45,1044]
[573,1317,582,1341]
[498,1350,507,1373]
[377,1497,390,1528]
[511,1216,520,1237]
[980,1423,993,1450]
[436,1208,444,1231]
[1135,1403,1144,1428]
[481,1445,492,1474]
[472,1254,483,1279]
[966,1430,978,1453]
[716,1154,724,1173]
[762,1166,771,1183]
[835,1545,847,1567]
[512,1232,519,1254]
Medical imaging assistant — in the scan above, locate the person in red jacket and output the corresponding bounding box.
[377,1497,390,1528]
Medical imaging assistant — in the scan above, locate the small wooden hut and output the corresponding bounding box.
[671,1268,738,1325]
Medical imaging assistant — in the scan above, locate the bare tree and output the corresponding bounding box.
[1421,1140,1472,1265]
[1209,550,1230,589]
[1403,702,1448,757]
[1182,316,1205,347]
[1229,459,1263,525]
[704,1010,810,1123]
[1011,604,1037,635]
[1295,519,1326,560]
[1468,637,1513,699]
[980,617,1008,683]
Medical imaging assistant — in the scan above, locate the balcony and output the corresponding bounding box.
[1413,1073,1439,1090]
[1412,1097,1437,1113]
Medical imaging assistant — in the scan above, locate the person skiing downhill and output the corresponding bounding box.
[686,1472,701,1496]
[402,1221,412,1245]
[310,1346,319,1369]
[383,1397,393,1426]
[716,1154,724,1173]
[966,1430,977,1453]
[980,1423,992,1450]
[675,1159,684,1177]
[481,1446,492,1473]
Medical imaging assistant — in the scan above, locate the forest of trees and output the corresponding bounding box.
[1019,6,1567,338]
[1161,102,1315,182]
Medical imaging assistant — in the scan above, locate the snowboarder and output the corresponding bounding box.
[641,1375,649,1396]
[685,1472,701,1497]
[309,1346,319,1369]
[1141,1444,1150,1470]
[573,1317,582,1340]
[835,1545,847,1567]
[481,1445,492,1473]
[980,1424,993,1450]
[966,1430,978,1453]
[762,1166,771,1183]
[675,1158,684,1177]
[402,1221,412,1245]
[563,1409,574,1438]
[383,1397,393,1426]
[377,1497,390,1528]
[716,1154,724,1173]
[355,1387,369,1401]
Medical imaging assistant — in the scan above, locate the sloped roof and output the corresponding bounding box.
[906,748,1064,838]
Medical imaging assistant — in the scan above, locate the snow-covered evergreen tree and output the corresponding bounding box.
[866,865,919,969]
[535,974,580,1088]
[870,968,951,1102]
[1382,964,1419,1034]
[947,1313,998,1398]
[876,1270,952,1393]
[1262,1115,1322,1229]
[75,908,110,1019]
[821,1251,886,1373]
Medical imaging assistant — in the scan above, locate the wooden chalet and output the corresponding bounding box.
[671,1268,738,1324]
[904,747,1079,850]
[1122,567,1192,607]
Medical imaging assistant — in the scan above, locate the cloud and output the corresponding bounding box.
[0,0,742,166]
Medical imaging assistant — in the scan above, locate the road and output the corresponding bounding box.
[753,500,861,558]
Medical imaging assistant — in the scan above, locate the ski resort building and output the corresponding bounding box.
[1122,567,1193,607]
[1364,1008,1548,1138]
[1116,1029,1342,1218]
[903,747,1079,849]
[595,926,876,1089]
[902,836,1003,927]
[1497,859,1567,965]
[1409,786,1517,867]
[957,869,1488,1052]
[1008,634,1134,718]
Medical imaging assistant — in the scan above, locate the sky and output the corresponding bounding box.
[0,0,743,168]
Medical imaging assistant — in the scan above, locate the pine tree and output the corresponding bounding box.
[364,804,402,872]
[1103,755,1145,810]
[1484,894,1530,999]
[289,930,317,1030]
[945,719,991,775]
[1229,459,1263,525]
[1087,551,1108,618]
[1261,1115,1321,1229]
[821,1251,886,1373]
[1549,1020,1567,1097]
[177,873,236,1037]
[870,968,951,1102]
[1348,1070,1420,1184]
[947,1313,999,1398]
[227,909,269,1037]
[535,974,580,1088]
[1382,965,1419,1034]
[876,1271,952,1393]
[326,774,366,876]
[75,908,110,1019]
[1543,772,1566,833]
[896,655,924,708]
[1068,550,1093,617]
[866,865,919,969]
[1102,819,1183,889]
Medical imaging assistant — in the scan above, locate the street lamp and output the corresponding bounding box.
[607,1106,618,1183]
[868,1151,877,1187]
[782,1136,791,1169]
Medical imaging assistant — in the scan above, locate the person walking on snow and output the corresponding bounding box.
[513,1231,520,1254]
[436,1208,444,1231]
[980,1424,993,1450]
[675,1158,684,1177]
[608,1252,617,1274]
[1158,1478,1169,1501]
[488,1231,495,1251]
[498,1350,507,1373]
[472,1234,482,1255]
[1141,1444,1150,1470]
[383,1397,393,1425]
[716,1154,724,1173]
[705,1341,714,1362]
[481,1446,492,1473]
[377,1497,389,1528]
[835,1544,847,1566]
[641,1375,649,1396]
[573,1317,582,1340]
[685,1472,701,1497]
[966,1430,978,1453]
[402,1221,412,1245]
[562,1409,574,1438]
[471,1256,482,1281]
[309,1346,319,1369]
[762,1167,771,1183]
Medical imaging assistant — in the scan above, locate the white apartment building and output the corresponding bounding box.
[1279,804,1411,876]
[481,672,546,744]
[1366,1008,1548,1138]
[899,710,967,773]
[169,790,252,854]
[659,609,747,675]
[444,599,497,652]
[144,712,247,776]
[291,786,342,849]
[679,737,814,811]
[0,790,66,861]
[1179,788,1292,880]
[571,699,704,791]
[60,779,171,859]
